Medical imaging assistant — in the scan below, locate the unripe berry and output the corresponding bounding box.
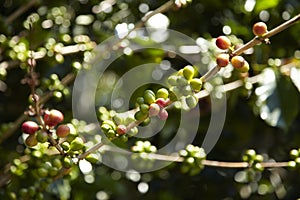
[44,109,64,126]
[139,117,151,126]
[136,97,144,105]
[252,22,268,36]
[167,75,178,86]
[238,60,250,73]
[216,36,231,50]
[216,53,230,67]
[134,111,148,121]
[70,137,84,151]
[149,103,161,116]
[189,78,202,92]
[36,131,48,143]
[140,104,150,114]
[116,124,127,135]
[231,56,245,69]
[158,109,168,120]
[183,65,195,80]
[63,156,73,168]
[85,153,99,163]
[56,124,70,138]
[185,95,198,109]
[22,121,39,134]
[25,134,38,147]
[143,90,156,105]
[156,88,169,99]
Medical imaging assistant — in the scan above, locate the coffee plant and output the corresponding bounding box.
[0,0,300,199]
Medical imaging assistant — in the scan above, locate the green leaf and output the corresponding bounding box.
[254,0,280,13]
[255,68,300,130]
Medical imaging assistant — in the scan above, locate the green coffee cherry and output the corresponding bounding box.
[183,65,195,80]
[25,134,38,147]
[167,75,178,86]
[140,104,150,114]
[156,88,169,99]
[70,137,85,151]
[177,76,188,86]
[189,78,202,92]
[36,131,48,143]
[136,97,145,105]
[143,91,156,105]
[102,120,117,130]
[139,117,151,126]
[185,95,198,109]
[238,60,250,73]
[52,158,62,168]
[61,141,70,151]
[63,156,73,168]
[37,167,48,177]
[134,111,148,121]
[127,127,138,137]
[48,167,59,177]
[85,153,99,163]
[290,149,299,159]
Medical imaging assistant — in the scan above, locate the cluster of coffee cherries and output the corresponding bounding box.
[215,22,268,72]
[131,141,157,169]
[287,148,300,169]
[167,65,202,109]
[179,144,206,176]
[100,87,172,141]
[242,149,264,172]
[21,109,70,147]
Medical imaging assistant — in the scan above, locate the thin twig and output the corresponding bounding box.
[5,0,39,24]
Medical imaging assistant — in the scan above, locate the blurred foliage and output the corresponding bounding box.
[0,0,300,199]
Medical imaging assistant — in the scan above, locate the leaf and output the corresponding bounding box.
[255,68,300,130]
[254,0,280,13]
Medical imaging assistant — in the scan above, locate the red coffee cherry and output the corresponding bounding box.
[116,124,127,135]
[149,103,161,116]
[56,124,70,138]
[44,109,64,126]
[216,36,231,50]
[22,121,39,134]
[252,22,268,36]
[155,98,170,108]
[231,56,245,69]
[158,109,168,120]
[216,53,230,67]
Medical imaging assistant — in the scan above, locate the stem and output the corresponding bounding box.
[77,142,105,160]
[5,0,39,24]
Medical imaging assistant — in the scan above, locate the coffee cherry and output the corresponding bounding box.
[140,104,150,114]
[158,109,168,120]
[136,97,144,105]
[156,88,169,99]
[238,60,250,73]
[37,167,48,177]
[85,153,98,163]
[231,56,245,69]
[216,53,230,67]
[70,137,85,151]
[183,65,195,80]
[52,158,62,168]
[22,121,39,134]
[143,90,156,105]
[149,103,160,116]
[177,76,189,86]
[61,141,70,151]
[127,126,138,137]
[134,111,148,121]
[116,124,127,135]
[56,124,70,138]
[216,36,231,50]
[139,117,151,126]
[156,98,170,108]
[167,75,178,86]
[63,156,73,168]
[25,134,38,147]
[44,109,64,126]
[189,78,202,92]
[252,22,268,36]
[185,95,198,109]
[36,131,48,143]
